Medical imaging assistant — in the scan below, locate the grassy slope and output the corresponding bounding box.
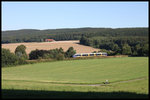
[2,57,148,84]
[2,57,149,98]
[2,78,149,98]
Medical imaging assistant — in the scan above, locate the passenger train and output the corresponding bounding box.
[73,52,107,58]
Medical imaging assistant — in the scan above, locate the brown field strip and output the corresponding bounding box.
[2,40,100,54]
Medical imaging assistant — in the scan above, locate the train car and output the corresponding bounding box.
[73,52,107,58]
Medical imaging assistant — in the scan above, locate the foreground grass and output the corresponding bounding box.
[2,78,149,98]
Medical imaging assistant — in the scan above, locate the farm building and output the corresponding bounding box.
[45,39,55,42]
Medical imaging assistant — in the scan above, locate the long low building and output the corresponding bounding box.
[73,52,107,58]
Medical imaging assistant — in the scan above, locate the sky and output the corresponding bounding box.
[2,1,149,31]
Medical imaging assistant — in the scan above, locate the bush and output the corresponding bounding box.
[29,48,65,60]
[56,53,65,60]
[65,47,76,58]
[29,47,76,60]
[2,48,27,67]
[2,48,18,67]
[15,45,28,59]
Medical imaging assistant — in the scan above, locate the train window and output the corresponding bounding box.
[90,54,94,56]
[82,54,88,56]
[76,54,81,56]
[96,54,101,56]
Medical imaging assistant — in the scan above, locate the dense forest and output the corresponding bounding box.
[2,27,149,56]
[2,27,148,43]
[80,36,148,56]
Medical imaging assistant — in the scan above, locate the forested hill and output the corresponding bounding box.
[2,27,148,44]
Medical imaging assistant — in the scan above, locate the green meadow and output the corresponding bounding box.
[2,57,149,98]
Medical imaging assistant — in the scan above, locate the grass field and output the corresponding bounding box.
[2,57,149,98]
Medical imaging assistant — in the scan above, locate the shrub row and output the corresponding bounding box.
[29,47,76,60]
[2,45,76,67]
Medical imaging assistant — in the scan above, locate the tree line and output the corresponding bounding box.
[2,45,76,67]
[80,36,149,56]
[29,47,76,60]
[2,28,148,43]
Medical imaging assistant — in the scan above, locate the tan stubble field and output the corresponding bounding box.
[2,40,100,54]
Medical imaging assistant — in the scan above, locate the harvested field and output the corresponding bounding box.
[2,40,100,54]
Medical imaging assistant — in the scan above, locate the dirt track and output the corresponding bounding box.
[40,77,147,86]
[2,40,100,54]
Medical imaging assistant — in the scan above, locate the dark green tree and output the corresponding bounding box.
[58,47,65,54]
[134,44,142,56]
[141,43,149,56]
[121,44,132,55]
[112,44,120,51]
[65,47,76,58]
[15,45,28,59]
[29,49,47,60]
[2,48,27,67]
[2,48,18,67]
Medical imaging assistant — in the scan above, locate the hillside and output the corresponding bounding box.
[2,27,148,44]
[2,57,148,84]
[2,57,148,98]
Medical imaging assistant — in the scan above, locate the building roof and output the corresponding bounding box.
[45,39,55,41]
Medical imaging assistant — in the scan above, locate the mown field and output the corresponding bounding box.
[2,57,149,98]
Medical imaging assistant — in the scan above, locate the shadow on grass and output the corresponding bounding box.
[2,89,148,99]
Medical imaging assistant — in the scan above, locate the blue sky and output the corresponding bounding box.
[2,2,148,31]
